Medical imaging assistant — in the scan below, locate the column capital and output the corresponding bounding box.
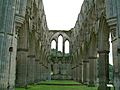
[15,14,25,27]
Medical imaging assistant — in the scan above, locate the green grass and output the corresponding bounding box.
[15,80,114,90]
[16,85,97,90]
[40,80,80,84]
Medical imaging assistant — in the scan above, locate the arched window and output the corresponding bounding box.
[51,40,56,49]
[58,35,63,52]
[65,40,70,54]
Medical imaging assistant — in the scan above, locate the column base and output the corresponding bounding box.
[114,75,120,90]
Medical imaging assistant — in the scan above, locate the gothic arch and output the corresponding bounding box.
[97,13,110,89]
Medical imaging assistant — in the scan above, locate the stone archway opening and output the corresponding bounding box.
[97,15,113,90]
[51,40,56,50]
[58,35,63,53]
[65,40,70,54]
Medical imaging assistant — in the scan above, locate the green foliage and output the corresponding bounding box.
[51,49,57,57]
[16,85,97,90]
[50,49,70,58]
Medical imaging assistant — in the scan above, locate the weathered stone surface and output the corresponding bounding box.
[0,0,16,90]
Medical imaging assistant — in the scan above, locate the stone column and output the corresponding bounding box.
[79,63,83,83]
[34,60,40,83]
[16,20,28,87]
[83,60,89,85]
[79,48,83,83]
[27,31,36,84]
[98,50,109,90]
[106,0,120,89]
[88,57,97,86]
[88,33,97,86]
[15,0,27,88]
[53,62,59,79]
[0,0,16,90]
[39,63,43,81]
[27,55,35,84]
[72,68,75,81]
[76,66,79,82]
[48,63,51,80]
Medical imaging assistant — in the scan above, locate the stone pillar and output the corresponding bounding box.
[27,55,35,84]
[34,60,40,83]
[44,66,48,81]
[39,63,42,81]
[15,0,27,88]
[16,20,28,87]
[74,68,76,81]
[53,62,59,79]
[88,57,97,86]
[107,17,120,90]
[38,63,42,81]
[79,63,83,83]
[98,51,109,90]
[76,66,79,82]
[106,0,120,89]
[88,34,97,86]
[0,0,16,89]
[79,48,83,83]
[72,68,75,81]
[27,31,36,84]
[48,63,51,80]
[83,60,89,85]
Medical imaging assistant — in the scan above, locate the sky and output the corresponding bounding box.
[109,35,113,65]
[43,0,84,30]
[43,0,113,65]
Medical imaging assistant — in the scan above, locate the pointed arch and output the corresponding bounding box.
[51,40,56,49]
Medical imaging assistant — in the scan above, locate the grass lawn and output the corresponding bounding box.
[40,80,80,84]
[16,85,97,90]
[15,80,114,90]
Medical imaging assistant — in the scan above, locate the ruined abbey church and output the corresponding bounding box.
[0,0,120,90]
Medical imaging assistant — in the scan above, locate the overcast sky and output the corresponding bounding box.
[43,0,84,30]
[43,0,113,65]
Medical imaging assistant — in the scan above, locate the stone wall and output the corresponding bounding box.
[70,0,120,90]
[0,0,49,89]
[15,0,49,87]
[0,0,16,89]
[48,30,72,80]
